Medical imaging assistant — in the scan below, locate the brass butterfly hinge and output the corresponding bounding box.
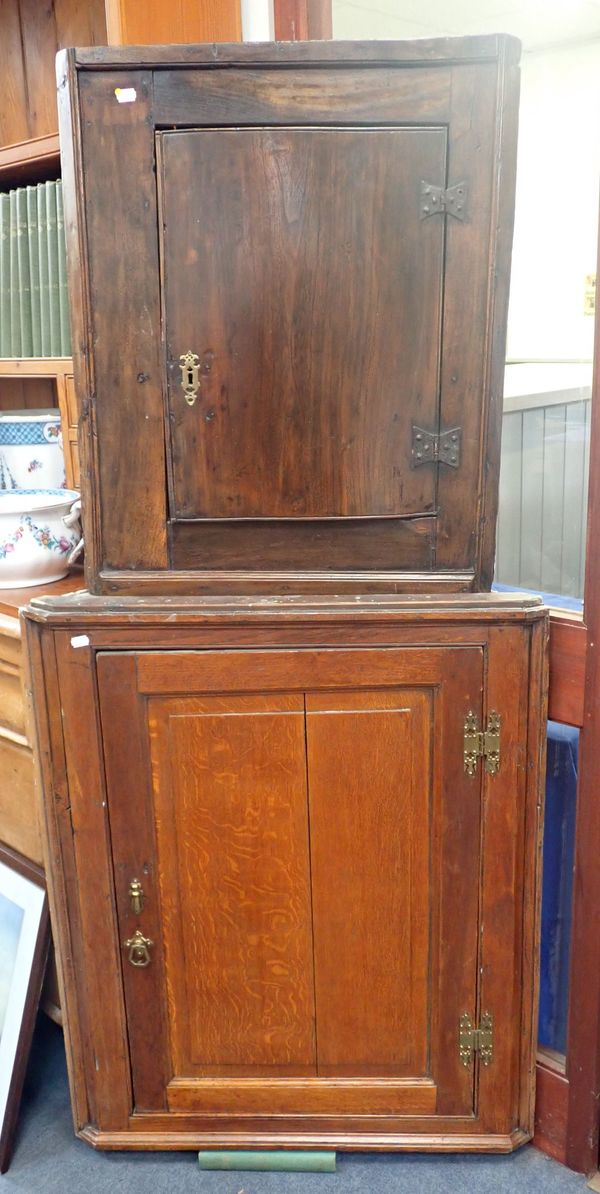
[411,425,461,469]
[459,1012,494,1068]
[464,711,501,776]
[420,180,468,221]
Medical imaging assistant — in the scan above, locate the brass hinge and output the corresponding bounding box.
[411,425,461,469]
[420,180,468,221]
[464,711,501,776]
[459,1012,493,1067]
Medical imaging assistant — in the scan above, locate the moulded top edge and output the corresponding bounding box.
[22,590,547,627]
[62,34,522,73]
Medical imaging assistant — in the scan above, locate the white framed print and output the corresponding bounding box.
[0,844,49,1173]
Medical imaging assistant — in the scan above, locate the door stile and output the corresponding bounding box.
[430,657,483,1116]
[476,625,541,1137]
[96,651,172,1112]
[301,690,321,1077]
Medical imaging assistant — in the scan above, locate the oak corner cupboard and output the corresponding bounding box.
[58,35,521,596]
[24,591,547,1152]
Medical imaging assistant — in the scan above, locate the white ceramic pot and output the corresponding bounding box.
[0,410,66,490]
[0,489,81,588]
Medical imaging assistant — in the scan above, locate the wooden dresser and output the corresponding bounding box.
[0,574,81,866]
[0,574,83,1023]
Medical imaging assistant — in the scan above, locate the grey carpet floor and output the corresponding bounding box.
[2,1018,590,1193]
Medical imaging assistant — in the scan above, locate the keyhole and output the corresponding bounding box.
[186,368,194,388]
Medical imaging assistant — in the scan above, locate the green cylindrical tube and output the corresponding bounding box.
[197,1150,336,1172]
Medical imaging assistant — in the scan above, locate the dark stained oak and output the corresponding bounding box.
[170,517,435,572]
[162,126,444,522]
[58,39,520,594]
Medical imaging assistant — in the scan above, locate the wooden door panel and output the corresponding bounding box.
[147,692,317,1076]
[161,126,446,522]
[306,688,431,1077]
[99,644,483,1119]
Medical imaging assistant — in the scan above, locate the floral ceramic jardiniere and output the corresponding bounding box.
[0,410,65,491]
[0,489,80,588]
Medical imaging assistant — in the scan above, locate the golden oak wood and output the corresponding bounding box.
[24,593,547,1151]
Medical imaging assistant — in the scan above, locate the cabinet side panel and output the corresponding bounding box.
[96,653,171,1111]
[478,50,520,588]
[520,618,549,1133]
[57,51,102,589]
[74,68,168,574]
[51,631,133,1130]
[477,622,545,1136]
[435,60,518,581]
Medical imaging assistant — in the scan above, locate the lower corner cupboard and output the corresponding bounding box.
[24,592,547,1152]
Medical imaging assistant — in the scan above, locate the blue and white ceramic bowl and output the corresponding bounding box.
[0,409,65,490]
[0,489,80,588]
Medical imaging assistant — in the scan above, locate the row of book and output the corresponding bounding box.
[0,180,71,359]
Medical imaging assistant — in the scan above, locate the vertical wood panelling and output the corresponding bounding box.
[519,408,544,587]
[19,0,60,139]
[541,405,567,594]
[0,0,30,146]
[106,0,241,45]
[273,0,332,40]
[0,0,108,150]
[580,399,591,599]
[562,400,587,597]
[496,398,590,598]
[497,412,522,585]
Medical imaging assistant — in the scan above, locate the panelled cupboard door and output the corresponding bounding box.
[97,645,488,1126]
[161,127,445,525]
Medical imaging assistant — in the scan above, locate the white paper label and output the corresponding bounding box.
[115,87,137,104]
[70,634,90,649]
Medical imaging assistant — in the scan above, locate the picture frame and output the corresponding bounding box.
[0,843,49,1174]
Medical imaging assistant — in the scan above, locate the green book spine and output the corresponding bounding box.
[0,193,10,357]
[56,182,71,356]
[197,1152,337,1173]
[27,185,41,357]
[38,184,50,357]
[9,189,21,357]
[46,181,60,356]
[17,187,33,356]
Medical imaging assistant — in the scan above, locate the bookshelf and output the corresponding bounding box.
[0,0,243,502]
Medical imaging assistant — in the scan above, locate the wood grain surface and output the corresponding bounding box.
[161,126,444,522]
[147,692,316,1076]
[306,688,432,1077]
[59,41,519,593]
[24,596,547,1147]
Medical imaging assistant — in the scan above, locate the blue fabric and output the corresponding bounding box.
[538,723,578,1054]
[492,581,583,613]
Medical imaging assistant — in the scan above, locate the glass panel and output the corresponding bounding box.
[539,722,578,1058]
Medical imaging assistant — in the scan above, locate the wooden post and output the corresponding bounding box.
[565,194,600,1174]
[273,0,332,40]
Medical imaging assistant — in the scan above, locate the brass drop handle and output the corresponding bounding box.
[124,928,153,968]
[128,878,144,915]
